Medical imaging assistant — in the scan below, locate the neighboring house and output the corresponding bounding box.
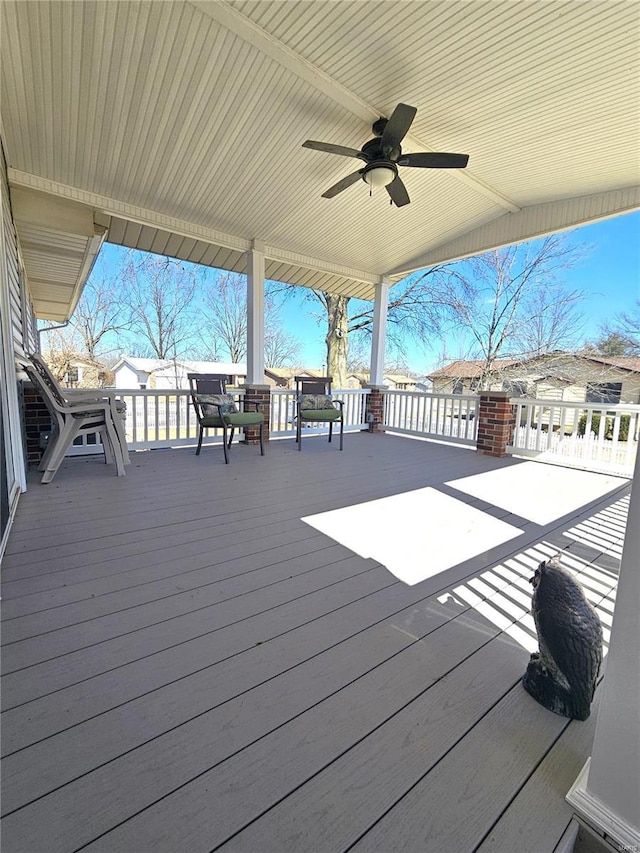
[264,368,325,389]
[427,360,518,395]
[428,354,640,404]
[112,357,247,390]
[344,372,418,390]
[43,352,114,388]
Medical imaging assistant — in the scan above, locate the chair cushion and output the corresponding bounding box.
[299,408,341,421]
[198,393,239,416]
[299,394,335,410]
[224,412,264,426]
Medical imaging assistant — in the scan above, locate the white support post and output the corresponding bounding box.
[369,277,389,387]
[566,448,640,849]
[246,240,265,385]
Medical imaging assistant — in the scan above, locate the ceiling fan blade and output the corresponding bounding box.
[386,175,410,207]
[381,103,417,154]
[397,152,469,169]
[321,169,363,198]
[302,140,365,160]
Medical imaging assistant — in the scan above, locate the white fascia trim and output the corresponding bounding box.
[9,170,378,288]
[567,759,640,850]
[388,186,640,277]
[64,226,108,322]
[8,170,250,254]
[189,1,518,214]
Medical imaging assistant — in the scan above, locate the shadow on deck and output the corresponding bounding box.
[0,432,630,852]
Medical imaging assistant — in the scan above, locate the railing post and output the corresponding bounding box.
[566,443,640,849]
[243,384,270,444]
[364,385,386,433]
[476,390,514,457]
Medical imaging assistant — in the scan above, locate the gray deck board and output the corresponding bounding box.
[0,434,629,853]
[476,694,601,853]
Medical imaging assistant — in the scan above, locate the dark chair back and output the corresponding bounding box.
[294,376,333,396]
[188,373,228,422]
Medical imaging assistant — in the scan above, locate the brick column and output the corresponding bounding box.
[364,385,386,433]
[242,384,270,444]
[23,382,51,466]
[476,391,514,457]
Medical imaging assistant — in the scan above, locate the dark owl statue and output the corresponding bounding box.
[523,555,603,721]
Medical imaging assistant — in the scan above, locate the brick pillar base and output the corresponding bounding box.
[364,386,386,433]
[23,382,52,466]
[476,391,514,457]
[242,385,270,444]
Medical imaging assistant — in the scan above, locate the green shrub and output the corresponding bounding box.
[577,412,603,437]
[577,412,630,441]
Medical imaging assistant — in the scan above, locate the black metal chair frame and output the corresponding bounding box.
[188,373,264,464]
[294,375,344,451]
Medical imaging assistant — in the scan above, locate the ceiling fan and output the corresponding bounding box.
[302,103,469,207]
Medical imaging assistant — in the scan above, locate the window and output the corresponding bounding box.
[502,380,527,397]
[586,382,622,404]
[139,383,147,390]
[66,367,79,386]
[452,379,464,394]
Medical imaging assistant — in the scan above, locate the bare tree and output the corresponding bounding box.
[122,253,198,359]
[39,326,85,382]
[590,300,640,356]
[264,327,301,367]
[509,280,585,359]
[436,236,587,387]
[199,271,302,366]
[295,268,448,387]
[199,272,247,362]
[70,275,129,361]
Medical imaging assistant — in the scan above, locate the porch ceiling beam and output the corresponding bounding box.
[189,0,519,214]
[388,186,640,277]
[9,169,379,290]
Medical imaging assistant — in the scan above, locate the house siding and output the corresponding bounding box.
[1,137,34,552]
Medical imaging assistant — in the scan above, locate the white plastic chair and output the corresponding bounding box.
[21,355,129,483]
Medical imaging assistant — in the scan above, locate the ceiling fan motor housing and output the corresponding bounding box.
[361,137,401,162]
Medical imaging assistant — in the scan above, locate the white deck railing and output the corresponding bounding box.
[269,388,368,436]
[64,388,638,478]
[509,398,640,477]
[67,387,368,453]
[383,390,479,446]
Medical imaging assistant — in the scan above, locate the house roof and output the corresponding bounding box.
[3,2,638,321]
[113,357,247,375]
[427,360,518,380]
[428,354,640,381]
[583,356,640,374]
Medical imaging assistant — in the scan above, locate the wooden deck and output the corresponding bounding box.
[0,432,630,853]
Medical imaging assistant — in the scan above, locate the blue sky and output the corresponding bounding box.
[95,210,639,371]
[279,210,640,372]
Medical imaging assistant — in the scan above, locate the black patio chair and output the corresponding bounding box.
[294,375,344,451]
[188,373,264,464]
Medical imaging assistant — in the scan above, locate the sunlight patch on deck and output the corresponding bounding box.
[302,488,523,586]
[447,462,626,525]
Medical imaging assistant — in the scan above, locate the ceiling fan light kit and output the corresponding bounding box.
[303,102,469,207]
[362,162,397,188]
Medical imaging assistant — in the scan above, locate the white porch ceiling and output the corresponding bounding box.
[2,0,639,320]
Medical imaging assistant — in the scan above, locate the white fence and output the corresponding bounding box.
[383,390,479,446]
[509,398,640,477]
[67,387,368,453]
